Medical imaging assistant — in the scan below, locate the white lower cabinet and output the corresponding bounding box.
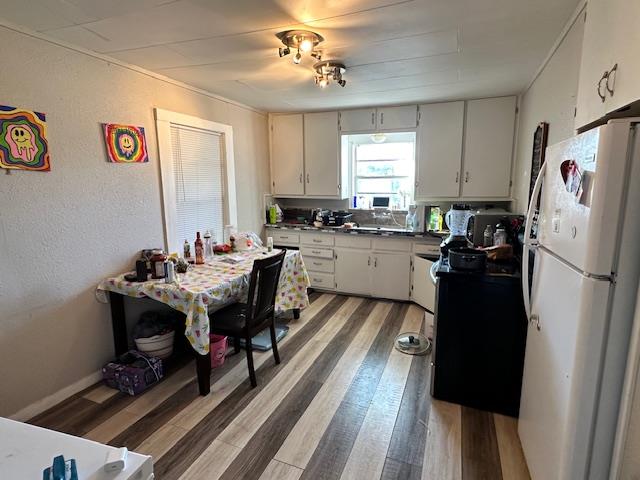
[411,255,436,311]
[334,249,371,295]
[370,252,411,301]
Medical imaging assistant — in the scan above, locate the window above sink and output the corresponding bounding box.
[342,131,416,210]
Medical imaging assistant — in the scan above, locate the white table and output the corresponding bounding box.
[0,418,153,479]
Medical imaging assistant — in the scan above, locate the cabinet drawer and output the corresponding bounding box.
[371,238,412,252]
[300,232,335,246]
[309,272,335,289]
[334,235,372,249]
[306,257,334,273]
[301,246,334,259]
[413,242,441,256]
[272,231,300,245]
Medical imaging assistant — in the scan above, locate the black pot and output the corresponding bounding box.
[449,247,487,272]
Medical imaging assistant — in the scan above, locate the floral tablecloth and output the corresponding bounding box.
[96,249,310,354]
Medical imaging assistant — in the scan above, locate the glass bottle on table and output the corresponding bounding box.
[195,232,205,265]
[203,230,212,259]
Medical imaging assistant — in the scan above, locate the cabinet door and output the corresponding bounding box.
[271,114,304,195]
[304,112,340,197]
[371,252,411,300]
[339,108,376,132]
[411,255,436,312]
[377,105,418,130]
[415,102,464,199]
[605,0,640,115]
[575,3,612,129]
[462,97,515,198]
[334,249,371,295]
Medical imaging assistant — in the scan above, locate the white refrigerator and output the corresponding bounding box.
[520,118,640,480]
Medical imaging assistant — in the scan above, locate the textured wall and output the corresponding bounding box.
[0,25,269,417]
[512,11,584,213]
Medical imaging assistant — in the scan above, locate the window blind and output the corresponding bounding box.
[170,124,225,246]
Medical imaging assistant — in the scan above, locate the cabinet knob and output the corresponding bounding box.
[368,257,371,266]
[371,112,375,125]
[606,63,618,96]
[306,173,310,183]
[299,173,303,183]
[465,172,469,183]
[374,257,378,268]
[380,112,384,125]
[455,172,459,183]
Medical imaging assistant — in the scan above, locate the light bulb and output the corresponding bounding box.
[299,38,313,53]
[293,51,302,64]
[319,76,328,88]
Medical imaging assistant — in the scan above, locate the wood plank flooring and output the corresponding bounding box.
[28,293,530,480]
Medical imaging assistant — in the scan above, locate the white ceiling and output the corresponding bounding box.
[0,0,581,112]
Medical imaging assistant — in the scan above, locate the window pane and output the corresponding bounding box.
[357,160,412,177]
[356,142,414,160]
[356,177,414,194]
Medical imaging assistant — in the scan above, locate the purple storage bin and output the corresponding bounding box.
[102,350,163,396]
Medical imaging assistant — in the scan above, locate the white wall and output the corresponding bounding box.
[0,25,269,418]
[512,9,585,213]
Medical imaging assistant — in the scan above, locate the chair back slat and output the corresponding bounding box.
[245,250,286,327]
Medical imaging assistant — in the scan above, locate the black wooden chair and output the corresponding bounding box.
[208,250,286,387]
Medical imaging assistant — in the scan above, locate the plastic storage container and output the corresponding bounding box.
[210,335,228,368]
[134,330,175,359]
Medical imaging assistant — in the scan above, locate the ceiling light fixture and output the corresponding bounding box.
[313,60,347,89]
[276,30,324,64]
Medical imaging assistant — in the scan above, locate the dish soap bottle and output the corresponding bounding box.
[195,232,205,264]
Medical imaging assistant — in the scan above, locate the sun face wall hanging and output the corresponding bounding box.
[0,105,50,171]
[103,124,148,163]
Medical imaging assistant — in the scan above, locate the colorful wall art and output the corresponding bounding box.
[0,105,50,171]
[103,124,148,163]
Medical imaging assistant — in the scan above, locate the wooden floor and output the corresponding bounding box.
[29,293,531,480]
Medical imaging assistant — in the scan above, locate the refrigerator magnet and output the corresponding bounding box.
[560,159,583,199]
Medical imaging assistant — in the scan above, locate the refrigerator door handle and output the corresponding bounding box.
[522,161,547,320]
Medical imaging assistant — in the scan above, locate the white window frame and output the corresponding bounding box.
[155,108,237,254]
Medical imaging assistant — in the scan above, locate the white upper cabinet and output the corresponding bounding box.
[339,108,376,132]
[271,114,304,196]
[462,97,516,198]
[377,105,418,130]
[339,105,418,132]
[415,101,464,199]
[575,4,612,128]
[304,112,342,197]
[604,0,640,114]
[576,0,640,129]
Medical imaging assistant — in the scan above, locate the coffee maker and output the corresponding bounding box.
[440,204,473,257]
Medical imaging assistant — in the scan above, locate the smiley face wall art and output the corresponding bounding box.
[102,123,148,163]
[0,105,50,171]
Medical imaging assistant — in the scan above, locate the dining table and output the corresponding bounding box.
[96,248,310,395]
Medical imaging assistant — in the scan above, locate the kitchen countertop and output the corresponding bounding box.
[265,223,445,240]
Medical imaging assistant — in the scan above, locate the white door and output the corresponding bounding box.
[519,249,610,480]
[411,255,436,311]
[461,97,515,198]
[334,249,371,295]
[377,105,418,130]
[575,2,611,129]
[415,102,464,199]
[538,123,630,276]
[370,252,411,300]
[339,108,376,132]
[271,114,304,195]
[304,112,340,197]
[605,0,640,115]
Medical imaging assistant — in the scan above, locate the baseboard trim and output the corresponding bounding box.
[9,370,103,422]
